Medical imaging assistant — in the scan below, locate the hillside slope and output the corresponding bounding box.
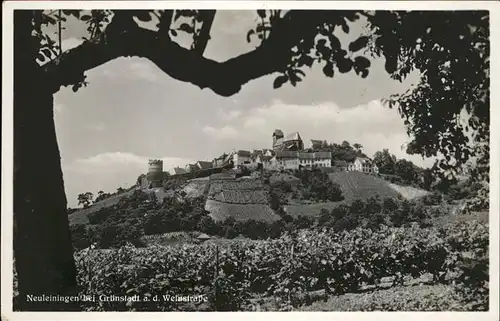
[328,171,402,202]
[388,183,430,200]
[69,187,136,225]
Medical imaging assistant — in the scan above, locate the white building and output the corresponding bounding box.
[230,150,252,167]
[347,157,379,174]
[272,151,332,170]
[254,155,275,170]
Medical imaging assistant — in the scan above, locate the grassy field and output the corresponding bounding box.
[388,183,430,200]
[328,171,402,201]
[284,201,344,218]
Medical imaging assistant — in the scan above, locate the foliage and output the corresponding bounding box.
[320,141,367,162]
[318,197,433,232]
[294,169,344,202]
[77,192,94,208]
[373,149,397,174]
[94,190,112,203]
[69,224,91,251]
[73,220,488,311]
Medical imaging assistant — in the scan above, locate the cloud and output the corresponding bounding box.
[201,100,435,167]
[202,125,239,141]
[86,122,106,132]
[54,104,66,113]
[218,108,242,121]
[63,152,194,207]
[98,58,160,82]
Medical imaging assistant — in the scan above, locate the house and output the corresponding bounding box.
[272,151,333,170]
[297,151,332,168]
[196,161,213,170]
[347,157,379,174]
[312,152,332,168]
[195,233,211,243]
[275,150,300,170]
[254,155,275,170]
[332,160,348,171]
[272,129,304,151]
[212,153,228,168]
[185,164,199,173]
[172,167,187,175]
[232,150,252,167]
[261,149,274,157]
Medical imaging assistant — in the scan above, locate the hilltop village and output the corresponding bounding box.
[140,129,379,188]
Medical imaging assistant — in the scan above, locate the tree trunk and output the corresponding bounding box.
[13,10,78,311]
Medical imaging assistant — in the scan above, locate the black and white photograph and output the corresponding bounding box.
[2,1,499,319]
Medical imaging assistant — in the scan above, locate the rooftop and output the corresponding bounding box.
[273,129,284,137]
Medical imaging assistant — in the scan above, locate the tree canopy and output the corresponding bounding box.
[34,10,488,175]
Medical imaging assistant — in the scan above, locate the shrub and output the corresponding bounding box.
[72,220,488,311]
[70,224,91,251]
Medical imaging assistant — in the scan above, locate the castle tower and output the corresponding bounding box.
[147,159,164,188]
[272,129,284,149]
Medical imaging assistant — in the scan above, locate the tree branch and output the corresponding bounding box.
[43,10,331,97]
[193,10,216,56]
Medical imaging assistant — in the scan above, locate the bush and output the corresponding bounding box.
[72,220,488,311]
[294,169,344,202]
[454,255,489,311]
[70,224,91,251]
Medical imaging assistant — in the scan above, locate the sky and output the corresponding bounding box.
[49,10,435,207]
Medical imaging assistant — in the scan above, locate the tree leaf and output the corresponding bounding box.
[289,72,301,86]
[354,56,371,70]
[273,75,288,89]
[246,29,255,43]
[257,10,266,18]
[341,22,350,34]
[80,15,92,21]
[169,29,178,37]
[294,69,306,77]
[349,36,369,52]
[323,62,334,77]
[337,58,353,74]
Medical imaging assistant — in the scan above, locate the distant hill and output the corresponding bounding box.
[69,170,430,227]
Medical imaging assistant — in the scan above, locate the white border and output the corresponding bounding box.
[1,1,499,321]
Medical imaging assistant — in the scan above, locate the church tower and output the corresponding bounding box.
[272,129,284,149]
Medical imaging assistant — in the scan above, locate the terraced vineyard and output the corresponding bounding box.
[204,176,277,222]
[205,199,280,222]
[181,178,210,199]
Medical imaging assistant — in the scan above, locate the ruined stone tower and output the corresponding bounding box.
[147,159,164,188]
